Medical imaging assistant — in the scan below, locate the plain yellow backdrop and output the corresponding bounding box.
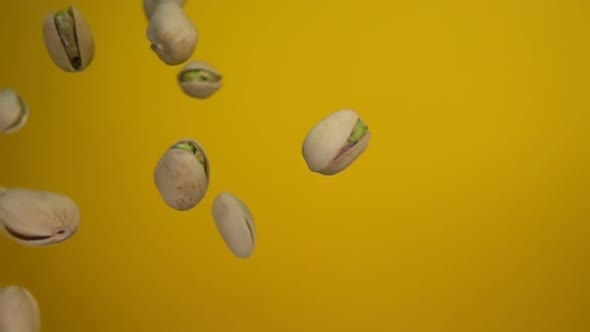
[1,0,589,331]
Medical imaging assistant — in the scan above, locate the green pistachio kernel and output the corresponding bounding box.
[347,119,368,144]
[180,70,219,83]
[54,9,81,69]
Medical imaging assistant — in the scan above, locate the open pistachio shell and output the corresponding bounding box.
[212,192,256,259]
[143,0,187,19]
[0,189,80,247]
[0,88,28,134]
[42,6,95,72]
[177,60,223,99]
[147,2,197,65]
[154,139,209,211]
[0,286,40,332]
[302,109,371,175]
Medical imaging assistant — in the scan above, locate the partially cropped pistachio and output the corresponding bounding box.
[154,139,209,211]
[0,286,40,332]
[0,88,28,134]
[143,0,187,19]
[212,192,256,259]
[147,2,197,65]
[177,61,223,99]
[0,189,80,247]
[42,6,95,72]
[302,109,371,175]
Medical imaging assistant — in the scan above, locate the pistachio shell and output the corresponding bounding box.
[42,6,95,72]
[177,60,223,99]
[302,109,371,175]
[147,2,197,65]
[0,189,80,247]
[154,139,209,211]
[143,0,187,19]
[0,286,40,332]
[212,192,255,259]
[0,88,28,134]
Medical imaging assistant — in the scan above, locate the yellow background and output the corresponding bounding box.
[0,0,588,331]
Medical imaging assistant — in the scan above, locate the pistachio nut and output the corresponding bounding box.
[147,2,197,65]
[0,286,41,332]
[302,109,371,175]
[143,0,187,19]
[177,61,223,99]
[0,88,28,134]
[42,6,95,72]
[0,189,80,247]
[154,139,209,211]
[212,192,256,259]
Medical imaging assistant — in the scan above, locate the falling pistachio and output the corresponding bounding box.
[0,189,80,247]
[302,109,371,175]
[177,61,223,99]
[212,192,256,259]
[154,139,209,211]
[0,285,41,332]
[147,2,197,65]
[143,0,187,19]
[42,6,95,72]
[0,88,28,134]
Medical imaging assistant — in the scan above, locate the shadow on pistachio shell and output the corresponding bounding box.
[154,139,210,211]
[177,60,223,99]
[0,88,29,134]
[0,189,80,247]
[212,192,256,259]
[0,285,41,332]
[143,0,187,20]
[43,6,94,72]
[302,109,371,176]
[147,2,197,65]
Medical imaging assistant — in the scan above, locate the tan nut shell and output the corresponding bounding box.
[302,109,371,175]
[0,189,80,247]
[42,6,95,72]
[178,61,223,99]
[154,139,209,211]
[0,89,28,134]
[147,2,197,65]
[0,286,41,332]
[212,192,256,259]
[143,0,187,19]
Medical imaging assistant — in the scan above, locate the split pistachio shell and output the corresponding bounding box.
[0,189,80,247]
[154,139,209,211]
[212,192,256,259]
[177,61,223,99]
[0,286,41,332]
[0,89,28,134]
[143,0,187,19]
[43,6,95,72]
[302,109,371,175]
[147,2,197,65]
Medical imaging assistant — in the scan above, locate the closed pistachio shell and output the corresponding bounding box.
[143,0,186,19]
[0,286,40,332]
[43,6,95,72]
[302,109,371,175]
[212,192,255,259]
[0,88,28,134]
[154,139,209,211]
[147,2,197,65]
[0,189,80,247]
[177,61,223,99]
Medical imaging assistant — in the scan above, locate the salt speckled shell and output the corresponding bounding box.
[143,0,187,19]
[147,2,197,65]
[178,60,223,99]
[0,189,80,247]
[0,88,28,134]
[0,286,41,332]
[154,139,209,211]
[43,6,95,72]
[212,192,256,259]
[302,109,371,175]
